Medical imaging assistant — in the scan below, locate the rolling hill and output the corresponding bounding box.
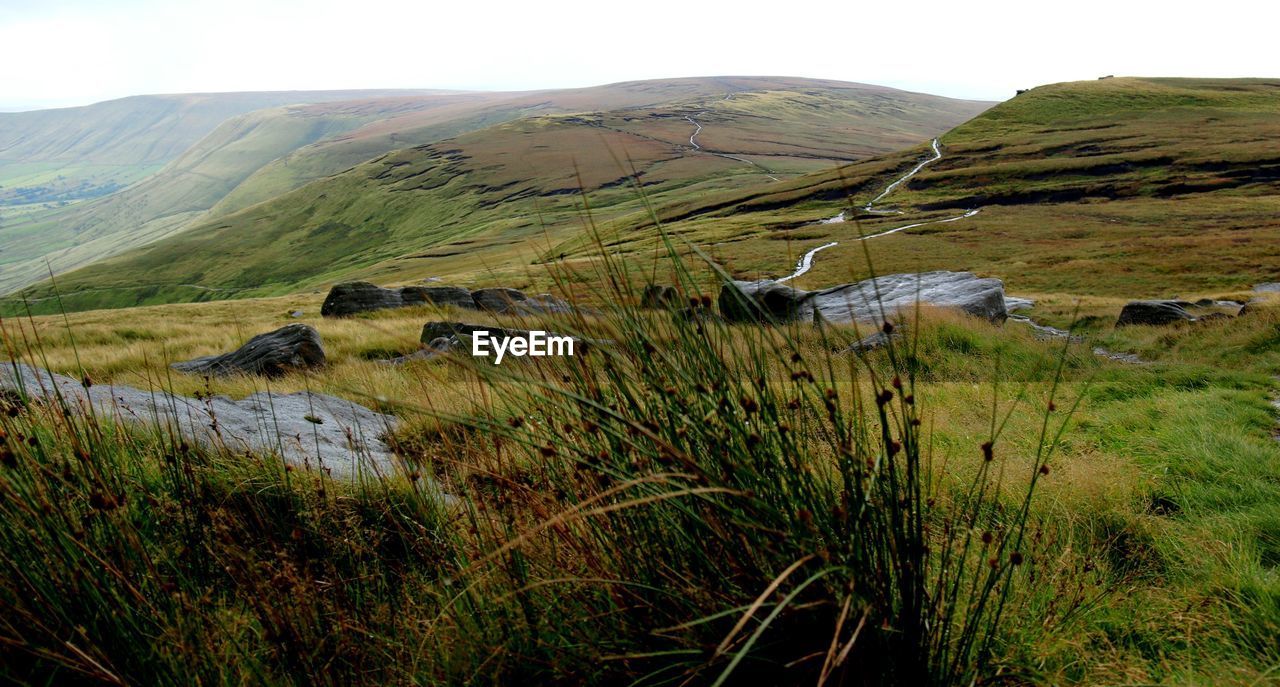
[563,77,1280,297]
[0,89,442,206]
[5,77,991,312]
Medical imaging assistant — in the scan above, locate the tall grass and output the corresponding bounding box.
[0,218,1078,684]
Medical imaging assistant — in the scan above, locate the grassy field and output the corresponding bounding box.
[3,251,1279,683]
[3,76,1279,683]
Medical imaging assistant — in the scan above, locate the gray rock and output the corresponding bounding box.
[321,281,472,317]
[172,324,325,378]
[471,287,529,313]
[1116,301,1195,327]
[421,321,520,344]
[401,285,475,310]
[720,271,1009,325]
[384,335,461,365]
[0,362,432,484]
[719,281,814,322]
[1004,296,1035,312]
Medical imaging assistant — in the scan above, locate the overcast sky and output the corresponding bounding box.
[2,0,1277,111]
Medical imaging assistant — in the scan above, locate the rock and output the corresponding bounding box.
[384,336,461,365]
[471,287,529,313]
[1116,301,1195,327]
[323,281,577,318]
[719,280,813,322]
[641,284,680,308]
[720,271,1009,325]
[172,324,325,378]
[321,281,472,317]
[420,321,597,347]
[321,282,406,317]
[401,285,475,310]
[0,362,435,484]
[1004,296,1035,312]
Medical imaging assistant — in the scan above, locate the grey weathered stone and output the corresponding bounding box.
[321,281,473,317]
[401,285,475,310]
[719,281,813,322]
[0,362,432,484]
[1116,301,1195,327]
[720,271,1009,325]
[471,287,528,313]
[1004,296,1035,312]
[171,324,325,378]
[322,282,406,317]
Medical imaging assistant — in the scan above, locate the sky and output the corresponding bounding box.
[2,0,1278,111]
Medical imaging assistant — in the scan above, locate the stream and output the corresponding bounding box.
[770,137,1145,363]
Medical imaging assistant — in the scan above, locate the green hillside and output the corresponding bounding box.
[7,78,990,312]
[579,77,1280,297]
[0,90,438,206]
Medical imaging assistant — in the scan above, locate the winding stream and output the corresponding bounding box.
[778,138,977,282]
[768,137,1145,363]
[685,113,781,182]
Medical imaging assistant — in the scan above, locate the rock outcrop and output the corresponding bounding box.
[0,362,427,483]
[720,271,1009,325]
[1116,301,1196,327]
[322,281,573,317]
[172,324,325,377]
[321,282,473,317]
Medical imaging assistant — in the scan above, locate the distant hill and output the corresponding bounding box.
[6,77,991,311]
[570,77,1280,297]
[0,90,444,205]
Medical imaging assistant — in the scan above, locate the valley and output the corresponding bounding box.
[1,74,1279,685]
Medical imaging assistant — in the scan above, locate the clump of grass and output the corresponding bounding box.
[396,218,1080,685]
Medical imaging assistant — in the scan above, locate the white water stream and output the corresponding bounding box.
[778,138,977,282]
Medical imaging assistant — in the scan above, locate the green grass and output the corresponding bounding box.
[3,237,1280,683]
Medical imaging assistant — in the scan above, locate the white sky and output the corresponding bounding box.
[2,0,1277,110]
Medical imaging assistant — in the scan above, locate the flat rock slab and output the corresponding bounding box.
[721,271,1009,325]
[1,362,409,482]
[171,323,325,378]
